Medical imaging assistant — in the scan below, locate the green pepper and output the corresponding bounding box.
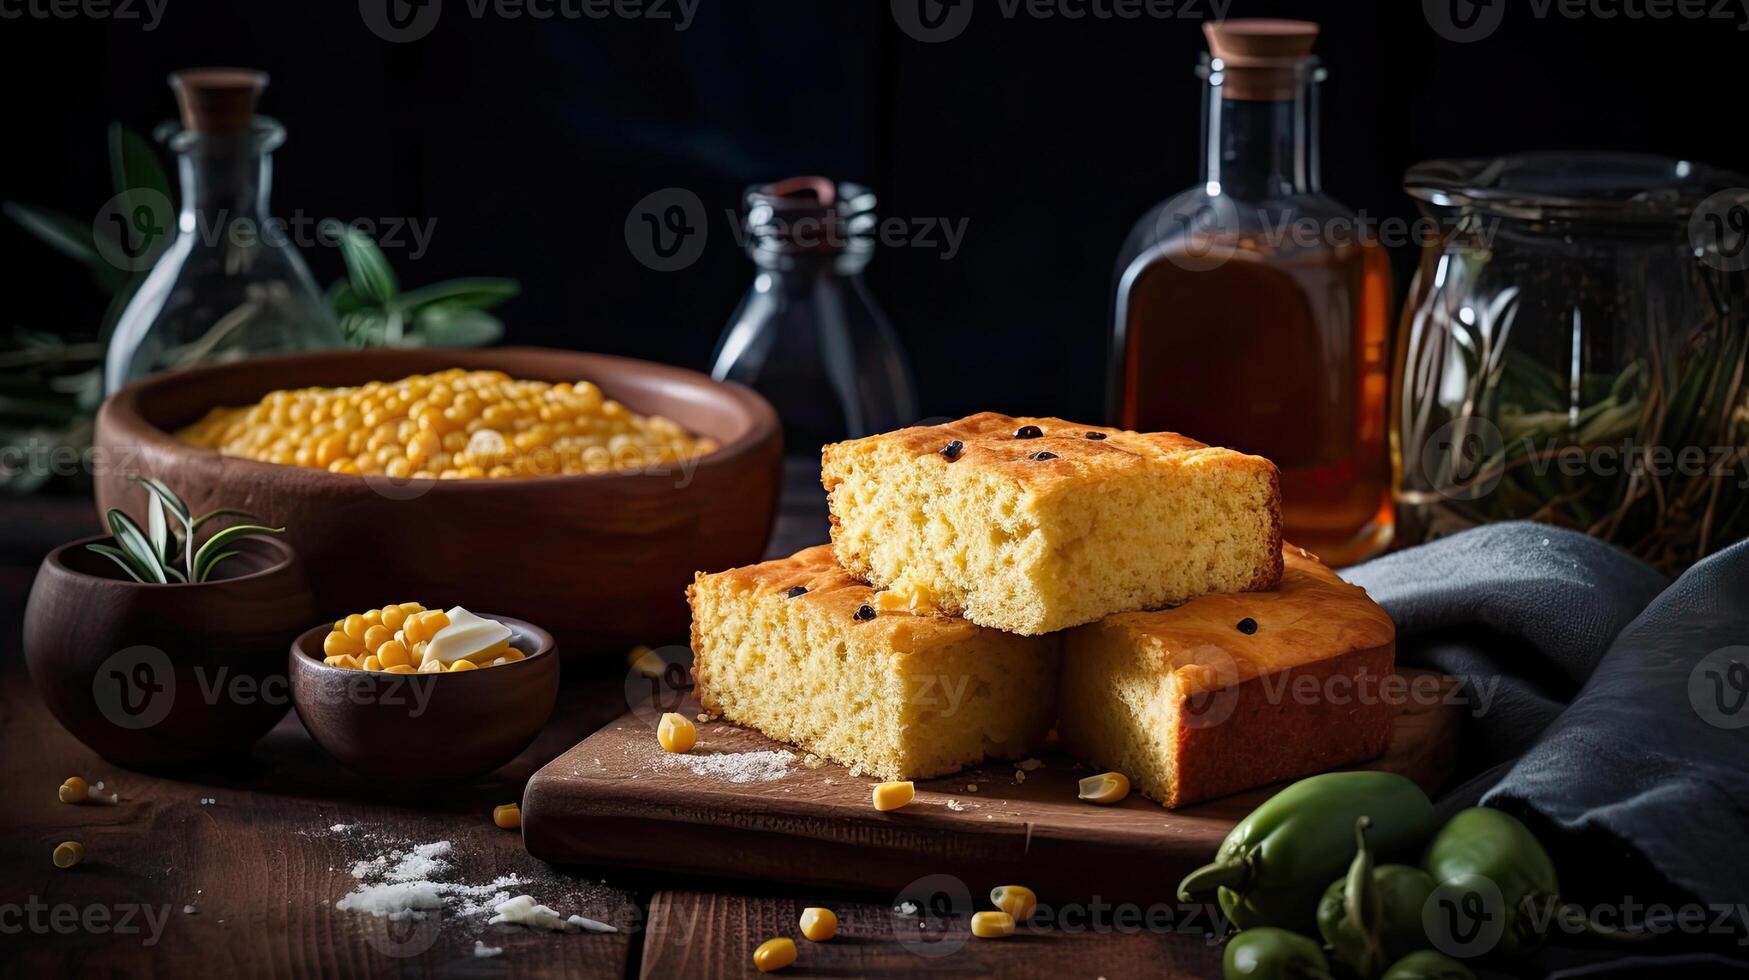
[1378,950,1475,980]
[1179,771,1437,934]
[1420,807,1558,959]
[1223,927,1334,980]
[1317,817,1437,977]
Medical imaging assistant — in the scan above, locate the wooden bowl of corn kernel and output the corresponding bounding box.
[93,347,782,654]
[289,610,559,787]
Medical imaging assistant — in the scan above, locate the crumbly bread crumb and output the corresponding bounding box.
[821,413,1282,635]
[688,545,1060,781]
[1057,548,1395,808]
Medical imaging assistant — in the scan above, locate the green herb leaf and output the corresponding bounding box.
[414,305,503,348]
[107,123,173,209]
[3,202,106,271]
[86,542,149,583]
[193,524,283,582]
[190,508,264,533]
[393,278,520,313]
[335,226,398,304]
[107,508,167,584]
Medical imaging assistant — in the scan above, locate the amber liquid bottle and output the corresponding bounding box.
[1110,20,1392,566]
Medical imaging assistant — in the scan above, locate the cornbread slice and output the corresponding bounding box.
[821,413,1282,635]
[1057,547,1395,808]
[688,545,1059,781]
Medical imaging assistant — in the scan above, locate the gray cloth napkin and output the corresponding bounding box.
[1344,522,1749,967]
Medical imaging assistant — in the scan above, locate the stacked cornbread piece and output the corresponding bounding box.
[688,413,1395,807]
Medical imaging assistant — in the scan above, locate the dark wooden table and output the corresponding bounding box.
[0,471,1222,978]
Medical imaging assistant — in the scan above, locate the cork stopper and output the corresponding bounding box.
[1203,20,1317,100]
[169,68,269,132]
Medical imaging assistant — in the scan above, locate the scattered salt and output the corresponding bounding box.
[894,901,918,916]
[182,905,197,914]
[330,823,353,832]
[663,749,796,783]
[489,895,608,933]
[474,941,504,958]
[944,799,966,812]
[334,836,521,922]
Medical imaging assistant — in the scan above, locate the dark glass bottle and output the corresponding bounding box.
[711,177,918,456]
[1110,20,1393,566]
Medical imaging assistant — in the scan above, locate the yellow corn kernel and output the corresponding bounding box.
[657,712,696,753]
[323,630,362,657]
[398,601,425,613]
[970,911,1014,939]
[493,648,525,663]
[752,937,796,973]
[361,608,383,629]
[361,655,381,671]
[493,803,521,829]
[324,654,361,670]
[990,885,1037,921]
[799,907,837,942]
[375,640,411,669]
[380,605,408,631]
[421,610,451,635]
[412,640,430,664]
[448,659,479,672]
[53,841,84,869]
[58,776,89,804]
[363,625,394,653]
[1077,772,1131,805]
[381,664,416,674]
[342,614,368,639]
[872,781,915,812]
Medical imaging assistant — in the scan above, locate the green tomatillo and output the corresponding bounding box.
[1222,927,1334,980]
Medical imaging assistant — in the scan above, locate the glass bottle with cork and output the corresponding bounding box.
[105,68,341,394]
[1110,20,1393,565]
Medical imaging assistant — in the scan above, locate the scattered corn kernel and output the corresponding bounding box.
[177,369,719,479]
[449,659,479,672]
[752,937,796,973]
[58,776,88,804]
[1077,771,1131,805]
[657,712,697,753]
[799,907,837,942]
[990,885,1037,921]
[971,911,1015,938]
[493,803,521,829]
[53,841,84,869]
[872,781,915,812]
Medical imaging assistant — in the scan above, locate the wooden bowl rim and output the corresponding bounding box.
[99,346,781,492]
[290,611,557,679]
[44,533,300,590]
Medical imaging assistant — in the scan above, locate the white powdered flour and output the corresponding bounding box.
[662,749,796,782]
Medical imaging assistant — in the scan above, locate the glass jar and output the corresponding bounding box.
[1110,20,1394,567]
[105,69,341,394]
[1392,153,1749,573]
[711,176,918,455]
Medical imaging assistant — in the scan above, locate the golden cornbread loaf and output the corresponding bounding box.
[688,545,1060,781]
[821,413,1282,635]
[1057,547,1395,808]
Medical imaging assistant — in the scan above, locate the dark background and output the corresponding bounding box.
[4,0,1745,425]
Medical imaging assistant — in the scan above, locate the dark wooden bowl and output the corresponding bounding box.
[289,614,559,787]
[23,535,316,770]
[93,347,783,654]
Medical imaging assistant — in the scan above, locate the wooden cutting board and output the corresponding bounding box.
[522,670,1461,907]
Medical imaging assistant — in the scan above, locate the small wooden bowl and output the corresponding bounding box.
[93,347,783,654]
[24,535,316,770]
[289,614,560,788]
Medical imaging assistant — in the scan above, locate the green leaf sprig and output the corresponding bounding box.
[87,477,284,584]
[325,224,519,350]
